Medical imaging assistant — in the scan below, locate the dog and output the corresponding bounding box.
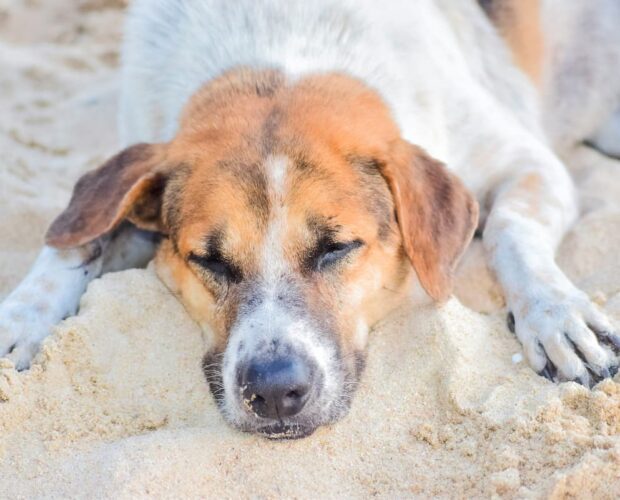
[1,0,620,438]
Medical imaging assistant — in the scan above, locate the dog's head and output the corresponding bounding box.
[47,70,478,438]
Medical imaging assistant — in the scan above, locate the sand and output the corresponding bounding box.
[1,1,619,498]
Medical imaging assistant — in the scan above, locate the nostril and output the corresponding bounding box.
[284,386,309,401]
[242,387,270,418]
[250,394,268,416]
[240,357,314,419]
[278,383,311,417]
[282,390,302,407]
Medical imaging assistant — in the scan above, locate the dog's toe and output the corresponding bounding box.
[0,302,51,370]
[5,342,39,371]
[0,321,19,359]
[513,290,619,386]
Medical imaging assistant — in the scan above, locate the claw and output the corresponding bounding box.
[599,366,612,379]
[591,329,620,351]
[506,312,515,334]
[608,333,620,350]
[575,375,589,387]
[539,364,556,382]
[537,343,558,382]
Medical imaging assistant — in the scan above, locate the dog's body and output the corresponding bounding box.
[1,0,620,437]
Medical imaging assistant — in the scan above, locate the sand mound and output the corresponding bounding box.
[1,268,619,498]
[1,1,619,498]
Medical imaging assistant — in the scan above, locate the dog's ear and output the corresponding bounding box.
[380,140,479,302]
[46,143,169,249]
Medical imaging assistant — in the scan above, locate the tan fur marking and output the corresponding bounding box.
[483,0,544,85]
[498,172,547,222]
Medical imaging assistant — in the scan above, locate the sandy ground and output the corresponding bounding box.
[1,1,620,498]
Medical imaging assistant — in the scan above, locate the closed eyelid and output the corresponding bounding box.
[186,228,227,264]
[186,228,243,283]
[303,235,364,272]
[188,251,243,283]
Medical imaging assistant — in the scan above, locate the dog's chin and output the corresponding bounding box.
[233,400,354,440]
[215,392,359,439]
[250,422,317,440]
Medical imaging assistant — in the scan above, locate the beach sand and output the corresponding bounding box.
[1,1,619,498]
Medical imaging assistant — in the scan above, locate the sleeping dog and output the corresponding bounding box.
[1,0,620,438]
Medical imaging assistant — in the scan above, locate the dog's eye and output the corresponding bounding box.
[316,239,364,271]
[188,252,241,283]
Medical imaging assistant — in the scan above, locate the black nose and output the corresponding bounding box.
[241,357,313,419]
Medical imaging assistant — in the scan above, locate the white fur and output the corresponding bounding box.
[0,245,100,370]
[266,155,289,198]
[0,228,156,369]
[261,155,290,282]
[2,0,620,384]
[541,0,620,155]
[592,109,620,158]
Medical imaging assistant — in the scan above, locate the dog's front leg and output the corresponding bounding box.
[0,225,157,369]
[483,153,620,385]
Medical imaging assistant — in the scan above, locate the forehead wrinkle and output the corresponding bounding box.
[214,157,270,227]
[288,153,335,191]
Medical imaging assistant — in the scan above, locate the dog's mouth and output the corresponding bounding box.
[250,421,317,440]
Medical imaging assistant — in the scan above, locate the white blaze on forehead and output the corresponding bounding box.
[353,318,369,351]
[267,154,289,198]
[261,155,292,286]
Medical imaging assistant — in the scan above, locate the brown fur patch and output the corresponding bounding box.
[46,143,168,248]
[380,142,479,301]
[161,164,192,243]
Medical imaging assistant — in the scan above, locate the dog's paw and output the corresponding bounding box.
[0,299,54,371]
[509,289,620,387]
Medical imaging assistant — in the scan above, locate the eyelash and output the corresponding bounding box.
[188,252,241,283]
[316,239,364,271]
[189,238,363,280]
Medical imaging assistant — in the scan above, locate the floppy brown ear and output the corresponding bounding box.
[381,140,479,302]
[46,143,169,249]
